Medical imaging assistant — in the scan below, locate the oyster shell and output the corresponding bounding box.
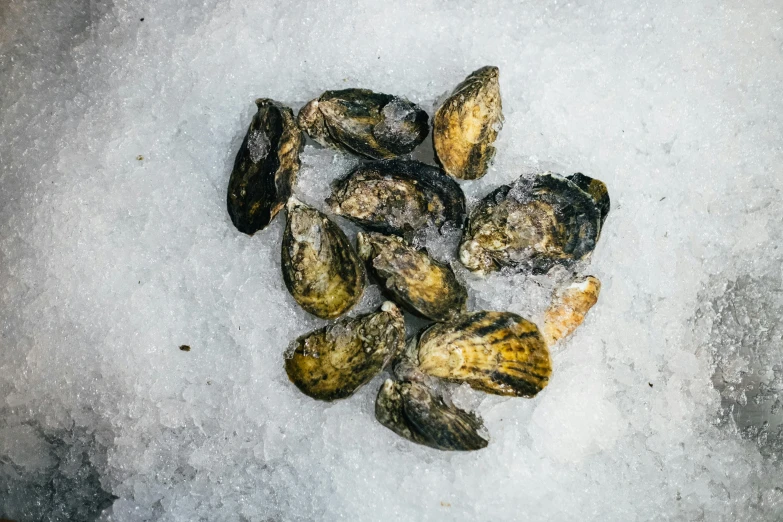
[227,99,303,235]
[568,172,610,230]
[432,66,503,180]
[542,275,601,345]
[284,302,405,401]
[327,159,466,236]
[459,172,609,275]
[375,379,488,451]
[298,89,429,159]
[417,311,551,397]
[281,198,366,319]
[356,231,466,322]
[391,336,428,383]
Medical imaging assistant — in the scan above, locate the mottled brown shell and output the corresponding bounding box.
[459,172,609,275]
[284,302,405,401]
[227,99,303,235]
[281,199,366,319]
[417,311,551,397]
[297,89,429,159]
[327,159,466,236]
[375,379,488,451]
[357,232,466,322]
[433,66,503,180]
[543,275,601,345]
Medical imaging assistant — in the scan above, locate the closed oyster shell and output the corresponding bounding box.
[433,66,503,180]
[227,99,303,235]
[375,379,488,451]
[298,89,429,159]
[327,159,466,236]
[459,172,609,275]
[567,173,611,230]
[284,302,405,401]
[417,311,551,397]
[543,275,601,345]
[281,199,366,319]
[356,231,466,322]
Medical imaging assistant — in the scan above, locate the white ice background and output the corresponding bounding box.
[1,0,782,520]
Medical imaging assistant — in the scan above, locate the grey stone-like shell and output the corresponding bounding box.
[284,302,405,401]
[356,232,466,322]
[433,66,503,180]
[375,379,489,451]
[281,199,366,320]
[459,172,610,275]
[327,159,466,236]
[298,89,429,159]
[227,99,303,235]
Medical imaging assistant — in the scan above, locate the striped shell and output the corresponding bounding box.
[417,311,552,397]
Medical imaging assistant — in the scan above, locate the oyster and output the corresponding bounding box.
[284,302,405,401]
[375,379,488,451]
[227,99,303,235]
[327,159,466,236]
[281,198,366,319]
[356,232,466,322]
[297,89,429,159]
[542,275,601,345]
[459,172,610,275]
[568,172,610,230]
[417,311,551,397]
[391,336,428,382]
[432,66,503,180]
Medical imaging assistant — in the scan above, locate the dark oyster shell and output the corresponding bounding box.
[459,172,609,275]
[417,311,551,397]
[297,89,429,159]
[327,159,466,236]
[227,99,303,235]
[375,379,488,451]
[433,66,503,180]
[567,172,610,230]
[356,231,466,322]
[284,302,405,401]
[281,199,366,319]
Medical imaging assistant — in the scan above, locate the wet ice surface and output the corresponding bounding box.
[704,275,783,458]
[1,0,783,520]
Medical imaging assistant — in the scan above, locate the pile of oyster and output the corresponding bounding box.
[226,67,609,451]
